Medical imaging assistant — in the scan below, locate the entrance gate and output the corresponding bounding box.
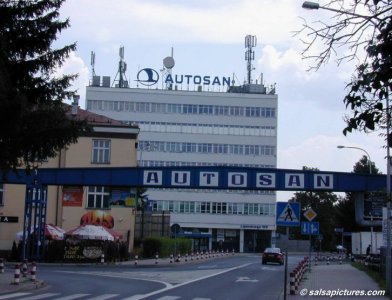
[1,166,389,260]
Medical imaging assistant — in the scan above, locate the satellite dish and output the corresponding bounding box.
[163,56,175,69]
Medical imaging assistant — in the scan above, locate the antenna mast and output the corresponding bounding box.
[162,47,175,90]
[245,35,256,84]
[90,51,96,78]
[113,46,129,88]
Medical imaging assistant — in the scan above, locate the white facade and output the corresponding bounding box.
[86,83,278,253]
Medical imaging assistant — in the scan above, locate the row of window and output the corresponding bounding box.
[87,100,276,118]
[92,139,111,164]
[136,121,276,137]
[139,141,275,156]
[151,200,275,216]
[139,160,274,169]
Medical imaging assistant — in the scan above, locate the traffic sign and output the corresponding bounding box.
[301,221,319,235]
[304,208,317,221]
[276,202,300,227]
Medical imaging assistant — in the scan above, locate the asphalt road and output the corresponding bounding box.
[0,254,305,300]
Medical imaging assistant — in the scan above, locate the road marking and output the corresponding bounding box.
[197,265,217,269]
[17,293,60,300]
[0,293,31,300]
[123,263,252,300]
[261,266,279,271]
[85,295,119,300]
[235,276,258,283]
[53,295,90,300]
[154,297,180,300]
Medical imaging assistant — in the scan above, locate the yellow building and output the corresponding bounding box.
[0,105,139,257]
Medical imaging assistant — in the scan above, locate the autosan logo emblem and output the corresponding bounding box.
[137,68,159,86]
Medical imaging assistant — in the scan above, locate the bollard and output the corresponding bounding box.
[191,252,194,261]
[22,259,28,277]
[289,271,296,295]
[176,254,181,262]
[185,253,188,262]
[134,255,138,265]
[232,248,235,255]
[31,261,36,282]
[226,249,229,256]
[14,264,20,285]
[339,255,342,264]
[101,254,105,264]
[170,254,173,263]
[0,258,4,274]
[155,253,159,264]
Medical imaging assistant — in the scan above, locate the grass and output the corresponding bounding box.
[352,261,389,298]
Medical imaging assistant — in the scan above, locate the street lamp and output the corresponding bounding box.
[302,1,391,292]
[337,145,372,174]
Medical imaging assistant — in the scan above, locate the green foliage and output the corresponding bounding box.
[0,0,91,174]
[142,237,162,258]
[142,236,192,257]
[288,167,339,250]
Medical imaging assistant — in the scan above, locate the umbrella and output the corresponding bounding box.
[15,224,65,241]
[65,225,122,241]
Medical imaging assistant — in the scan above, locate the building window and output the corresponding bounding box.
[92,139,111,164]
[0,184,3,206]
[87,186,110,209]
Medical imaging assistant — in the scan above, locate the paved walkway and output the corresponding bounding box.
[288,263,389,299]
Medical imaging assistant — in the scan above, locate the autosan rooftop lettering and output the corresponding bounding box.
[165,74,231,86]
[142,170,334,190]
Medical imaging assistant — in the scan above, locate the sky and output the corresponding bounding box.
[55,0,387,200]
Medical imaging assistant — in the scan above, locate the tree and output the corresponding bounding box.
[335,155,382,233]
[0,0,90,174]
[286,167,340,250]
[298,1,392,139]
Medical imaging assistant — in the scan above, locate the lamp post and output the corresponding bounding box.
[302,1,391,292]
[337,145,372,174]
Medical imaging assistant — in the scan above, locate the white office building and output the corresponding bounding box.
[86,59,278,253]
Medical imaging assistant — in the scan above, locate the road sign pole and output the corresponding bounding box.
[309,234,311,272]
[283,250,288,300]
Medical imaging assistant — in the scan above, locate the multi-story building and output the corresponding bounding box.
[86,65,278,252]
[0,105,139,255]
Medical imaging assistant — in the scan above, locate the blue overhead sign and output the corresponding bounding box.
[301,222,320,235]
[276,202,301,227]
[0,166,388,192]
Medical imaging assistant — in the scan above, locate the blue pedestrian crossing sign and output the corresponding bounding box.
[301,221,320,235]
[276,202,300,227]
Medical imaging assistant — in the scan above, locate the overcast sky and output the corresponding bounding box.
[56,0,387,200]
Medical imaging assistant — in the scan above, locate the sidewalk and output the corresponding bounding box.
[288,263,390,299]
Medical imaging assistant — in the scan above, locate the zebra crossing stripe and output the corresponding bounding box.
[52,294,90,300]
[85,295,119,300]
[16,293,60,300]
[0,293,31,300]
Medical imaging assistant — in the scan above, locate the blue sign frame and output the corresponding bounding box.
[0,166,389,192]
[276,202,301,227]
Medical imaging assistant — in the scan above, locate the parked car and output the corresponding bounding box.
[262,247,284,265]
[336,245,347,253]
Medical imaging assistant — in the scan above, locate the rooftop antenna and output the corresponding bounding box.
[90,51,96,78]
[113,46,129,88]
[162,47,175,90]
[245,35,256,84]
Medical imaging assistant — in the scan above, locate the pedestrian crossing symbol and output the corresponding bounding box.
[276,202,300,227]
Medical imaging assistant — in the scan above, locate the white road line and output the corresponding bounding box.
[122,263,252,300]
[0,293,31,300]
[53,294,90,300]
[17,293,60,300]
[85,295,119,300]
[154,297,180,300]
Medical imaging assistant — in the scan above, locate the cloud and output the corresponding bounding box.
[54,51,89,108]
